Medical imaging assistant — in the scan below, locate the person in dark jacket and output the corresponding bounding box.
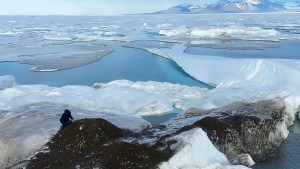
[60,109,74,128]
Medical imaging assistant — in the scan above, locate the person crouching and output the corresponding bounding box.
[60,109,74,128]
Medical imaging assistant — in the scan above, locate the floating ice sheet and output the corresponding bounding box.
[0,43,113,72]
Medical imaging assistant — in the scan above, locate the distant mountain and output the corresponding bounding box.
[151,0,286,14]
[274,0,300,10]
[201,0,286,13]
[153,3,202,14]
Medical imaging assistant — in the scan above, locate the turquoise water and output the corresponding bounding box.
[0,42,210,88]
[143,108,182,126]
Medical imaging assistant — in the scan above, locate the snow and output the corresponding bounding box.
[43,35,73,41]
[159,28,189,37]
[0,75,17,90]
[133,44,300,127]
[268,120,289,143]
[0,79,209,116]
[1,14,300,168]
[159,128,250,169]
[159,26,280,41]
[190,27,279,41]
[246,0,261,5]
[159,25,289,41]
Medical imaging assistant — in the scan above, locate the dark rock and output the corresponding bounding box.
[99,142,169,169]
[27,118,127,169]
[27,99,288,168]
[177,99,287,161]
[136,99,287,162]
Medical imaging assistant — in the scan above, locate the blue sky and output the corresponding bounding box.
[0,0,215,15]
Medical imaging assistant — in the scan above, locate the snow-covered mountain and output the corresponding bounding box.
[153,3,202,14]
[201,0,286,13]
[152,0,286,14]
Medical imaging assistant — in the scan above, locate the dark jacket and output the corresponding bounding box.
[60,110,73,124]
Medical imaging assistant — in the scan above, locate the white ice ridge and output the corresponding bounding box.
[160,128,250,169]
[159,26,281,41]
[0,79,209,116]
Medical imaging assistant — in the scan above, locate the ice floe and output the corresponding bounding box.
[0,43,113,72]
[159,26,281,41]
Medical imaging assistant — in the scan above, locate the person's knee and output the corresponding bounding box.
[61,121,71,128]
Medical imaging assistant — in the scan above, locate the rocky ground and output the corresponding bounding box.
[26,99,288,169]
[26,119,168,169]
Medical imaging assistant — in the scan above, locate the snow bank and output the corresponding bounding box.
[0,75,17,90]
[191,27,279,41]
[159,28,189,37]
[159,128,250,169]
[0,79,209,116]
[159,26,281,41]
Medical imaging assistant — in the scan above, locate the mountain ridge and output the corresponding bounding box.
[152,0,286,14]
[154,3,202,14]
